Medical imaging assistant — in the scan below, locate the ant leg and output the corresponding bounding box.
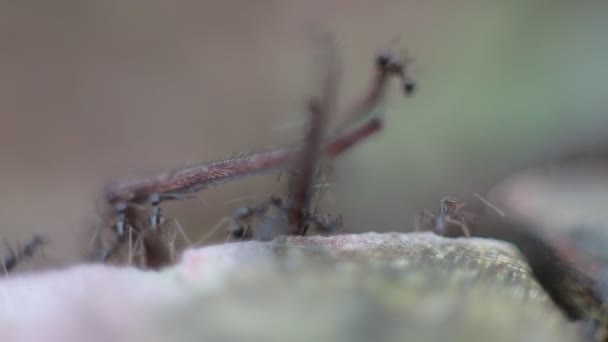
[445,217,471,237]
[127,224,147,267]
[305,213,342,236]
[128,225,134,266]
[148,193,192,251]
[166,229,179,262]
[90,202,133,262]
[1,248,8,276]
[148,193,162,230]
[276,169,284,183]
[230,207,255,241]
[163,218,192,246]
[113,202,128,237]
[99,235,120,262]
[20,235,46,261]
[473,193,506,217]
[332,215,344,235]
[131,226,149,267]
[0,236,43,274]
[300,220,311,236]
[1,240,15,276]
[88,219,103,253]
[414,210,436,232]
[195,217,230,245]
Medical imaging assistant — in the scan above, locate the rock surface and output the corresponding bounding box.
[0,232,581,342]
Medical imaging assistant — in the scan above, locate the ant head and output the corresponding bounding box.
[375,52,403,74]
[30,234,48,247]
[113,202,128,214]
[104,182,135,204]
[402,75,416,96]
[228,225,248,240]
[375,53,393,69]
[439,197,465,215]
[149,193,161,206]
[269,195,284,207]
[375,52,416,96]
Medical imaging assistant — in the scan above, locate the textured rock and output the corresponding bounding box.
[167,232,579,342]
[0,232,581,342]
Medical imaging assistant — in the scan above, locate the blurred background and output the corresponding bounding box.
[1,0,608,268]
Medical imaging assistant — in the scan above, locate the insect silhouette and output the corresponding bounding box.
[415,197,475,237]
[414,193,505,238]
[2,234,47,275]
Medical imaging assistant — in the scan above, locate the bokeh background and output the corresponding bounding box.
[2,0,608,267]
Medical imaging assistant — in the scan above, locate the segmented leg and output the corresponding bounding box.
[444,216,471,237]
[414,210,436,232]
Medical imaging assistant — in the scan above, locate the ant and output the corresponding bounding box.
[415,194,505,238]
[222,195,344,242]
[417,194,608,340]
[415,197,473,237]
[376,53,416,96]
[91,194,187,269]
[2,234,47,275]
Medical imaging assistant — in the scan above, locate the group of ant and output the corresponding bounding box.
[87,41,419,270]
[0,40,488,274]
[1,39,605,342]
[84,38,608,338]
[4,37,608,342]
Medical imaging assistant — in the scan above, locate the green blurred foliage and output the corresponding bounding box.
[336,1,608,233]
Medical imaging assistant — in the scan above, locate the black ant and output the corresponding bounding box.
[2,234,47,275]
